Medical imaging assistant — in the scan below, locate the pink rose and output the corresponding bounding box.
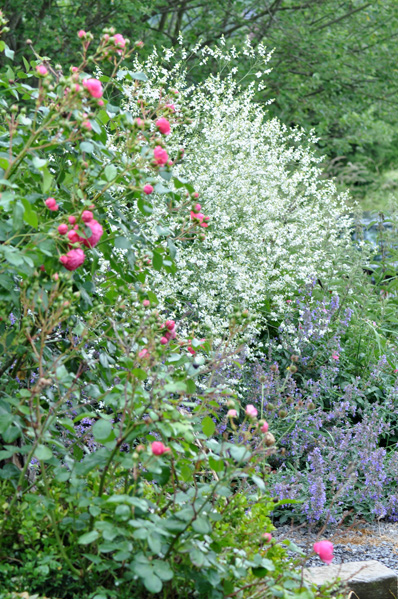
[82,210,93,223]
[193,203,201,212]
[261,421,269,433]
[160,337,168,345]
[57,224,68,235]
[68,216,77,225]
[262,533,272,542]
[143,184,154,195]
[45,197,58,211]
[135,40,144,49]
[190,211,204,222]
[151,441,170,456]
[153,145,169,166]
[82,120,92,131]
[143,299,150,307]
[156,117,171,135]
[245,404,258,418]
[71,66,79,73]
[227,409,237,418]
[113,33,126,48]
[313,540,334,564]
[193,192,199,199]
[79,219,103,247]
[36,65,48,76]
[59,248,85,271]
[78,30,86,38]
[67,230,80,243]
[165,320,175,331]
[83,78,103,99]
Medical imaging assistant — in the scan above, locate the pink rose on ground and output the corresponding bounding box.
[143,184,154,195]
[57,224,68,235]
[261,421,269,433]
[262,533,272,542]
[227,409,237,418]
[83,78,103,98]
[59,248,85,271]
[151,441,170,456]
[113,33,126,48]
[156,117,171,135]
[79,219,103,247]
[78,30,86,38]
[153,145,168,166]
[45,197,58,211]
[36,65,48,76]
[245,404,258,418]
[81,210,93,223]
[313,541,334,564]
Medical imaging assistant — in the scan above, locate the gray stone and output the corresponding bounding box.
[304,560,397,599]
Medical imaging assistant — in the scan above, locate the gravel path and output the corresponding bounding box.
[273,521,398,573]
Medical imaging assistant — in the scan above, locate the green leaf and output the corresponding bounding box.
[152,251,163,271]
[104,164,117,181]
[143,573,162,593]
[192,517,212,534]
[190,548,205,567]
[21,198,38,228]
[92,419,113,442]
[130,71,147,81]
[41,167,52,193]
[114,236,131,249]
[229,446,251,463]
[4,46,15,60]
[34,445,53,461]
[132,368,147,381]
[154,560,173,581]
[80,141,94,154]
[202,416,216,437]
[78,530,100,545]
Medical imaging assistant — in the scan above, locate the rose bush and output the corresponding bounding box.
[0,15,341,599]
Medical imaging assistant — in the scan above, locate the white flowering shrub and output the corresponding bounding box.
[122,41,354,342]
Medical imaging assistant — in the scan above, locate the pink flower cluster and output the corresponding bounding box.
[45,197,59,211]
[58,207,103,271]
[36,65,48,76]
[190,202,210,228]
[156,117,171,135]
[153,145,169,166]
[160,320,176,345]
[313,540,333,564]
[83,78,103,99]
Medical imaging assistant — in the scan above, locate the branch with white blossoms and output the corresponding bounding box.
[118,41,355,347]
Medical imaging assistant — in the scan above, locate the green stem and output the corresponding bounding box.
[40,460,81,577]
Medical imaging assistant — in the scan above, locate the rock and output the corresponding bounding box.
[304,560,397,599]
